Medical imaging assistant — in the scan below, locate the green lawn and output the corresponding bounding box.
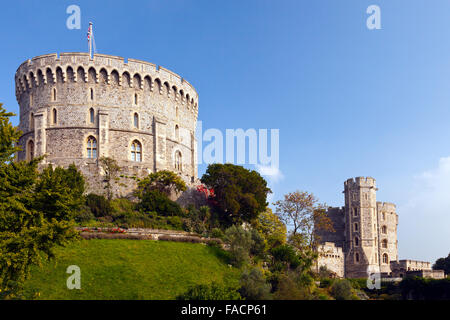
[23,239,240,300]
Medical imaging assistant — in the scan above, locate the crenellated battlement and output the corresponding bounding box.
[15,52,198,115]
[344,176,376,189]
[377,202,396,210]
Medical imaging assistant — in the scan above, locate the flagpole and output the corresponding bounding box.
[88,22,93,58]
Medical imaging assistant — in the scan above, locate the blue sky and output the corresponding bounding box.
[1,0,449,262]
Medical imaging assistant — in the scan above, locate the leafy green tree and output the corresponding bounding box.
[176,282,242,300]
[0,105,76,298]
[85,193,112,217]
[99,156,121,200]
[33,164,85,221]
[273,191,332,249]
[433,253,450,275]
[253,208,287,249]
[201,164,271,226]
[330,279,354,300]
[225,225,254,267]
[239,268,272,300]
[138,189,183,216]
[0,104,21,163]
[136,170,187,198]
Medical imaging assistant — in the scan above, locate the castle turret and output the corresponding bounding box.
[344,177,380,278]
[15,53,199,196]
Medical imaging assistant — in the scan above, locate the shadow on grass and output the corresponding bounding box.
[205,245,231,266]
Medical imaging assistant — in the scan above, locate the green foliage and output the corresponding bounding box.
[399,277,450,300]
[184,205,213,235]
[137,189,184,217]
[85,193,112,218]
[31,164,85,221]
[136,170,187,198]
[270,244,302,271]
[433,253,450,275]
[0,105,77,298]
[253,208,286,249]
[224,225,253,267]
[272,271,312,300]
[239,268,272,300]
[330,279,354,300]
[201,163,271,226]
[176,282,242,300]
[0,104,21,163]
[99,157,121,200]
[250,229,266,258]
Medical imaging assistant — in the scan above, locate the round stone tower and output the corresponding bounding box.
[15,53,199,196]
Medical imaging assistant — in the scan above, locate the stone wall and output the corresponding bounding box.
[15,53,199,196]
[315,242,345,278]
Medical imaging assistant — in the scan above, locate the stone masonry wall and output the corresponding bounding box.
[15,53,199,196]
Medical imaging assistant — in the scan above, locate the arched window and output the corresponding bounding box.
[353,207,358,216]
[355,252,360,263]
[354,237,359,247]
[52,108,57,124]
[133,113,139,128]
[134,93,138,105]
[87,136,97,159]
[354,223,358,232]
[90,108,95,124]
[29,112,34,130]
[53,88,57,101]
[175,151,182,171]
[382,239,388,249]
[90,88,94,100]
[381,225,387,234]
[27,140,34,161]
[176,107,179,118]
[131,140,142,162]
[175,125,180,141]
[383,253,389,264]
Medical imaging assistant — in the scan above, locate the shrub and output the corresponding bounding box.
[138,189,183,217]
[86,193,111,217]
[250,229,266,258]
[176,282,242,300]
[211,228,225,239]
[239,268,272,300]
[270,244,301,270]
[225,225,254,268]
[272,272,311,300]
[158,235,203,243]
[330,279,353,300]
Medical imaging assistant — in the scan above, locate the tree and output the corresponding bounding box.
[253,208,287,249]
[225,225,254,267]
[433,253,450,275]
[273,191,333,251]
[0,104,76,298]
[0,104,21,163]
[201,163,271,226]
[99,156,121,200]
[136,170,187,198]
[239,268,272,300]
[33,164,85,221]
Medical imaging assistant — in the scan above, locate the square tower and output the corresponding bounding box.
[344,177,381,278]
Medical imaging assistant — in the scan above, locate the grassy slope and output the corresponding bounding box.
[23,239,239,300]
